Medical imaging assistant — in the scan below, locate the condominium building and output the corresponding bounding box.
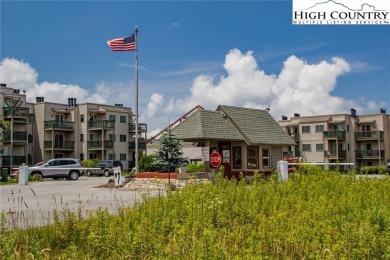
[278,109,390,169]
[1,84,146,171]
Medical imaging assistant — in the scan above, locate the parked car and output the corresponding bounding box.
[29,158,84,180]
[86,160,123,177]
[10,161,45,179]
[387,160,390,174]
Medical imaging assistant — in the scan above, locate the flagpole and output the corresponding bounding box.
[134,26,139,175]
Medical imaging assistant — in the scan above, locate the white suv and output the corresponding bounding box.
[29,158,84,180]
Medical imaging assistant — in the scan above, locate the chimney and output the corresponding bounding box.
[0,83,6,87]
[282,116,288,120]
[36,97,44,103]
[294,113,300,117]
[13,89,20,94]
[351,108,357,118]
[380,108,386,114]
[68,98,77,108]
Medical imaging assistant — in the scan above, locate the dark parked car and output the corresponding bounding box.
[29,158,84,180]
[387,160,390,174]
[86,160,123,177]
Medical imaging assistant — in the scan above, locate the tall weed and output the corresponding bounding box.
[1,168,389,259]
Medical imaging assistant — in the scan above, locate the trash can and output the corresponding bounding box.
[1,167,9,182]
[18,166,29,185]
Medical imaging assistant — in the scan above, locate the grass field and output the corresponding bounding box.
[1,166,389,259]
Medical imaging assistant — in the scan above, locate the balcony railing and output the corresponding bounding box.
[288,133,300,142]
[324,150,347,159]
[355,150,384,159]
[87,120,115,129]
[1,156,27,166]
[129,123,147,133]
[323,130,346,140]
[44,120,74,130]
[128,139,147,150]
[3,107,29,117]
[2,131,28,142]
[44,141,75,150]
[87,140,114,149]
[355,131,383,140]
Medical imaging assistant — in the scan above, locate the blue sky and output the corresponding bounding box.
[1,1,389,136]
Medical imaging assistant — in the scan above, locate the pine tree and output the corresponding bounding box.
[154,129,183,172]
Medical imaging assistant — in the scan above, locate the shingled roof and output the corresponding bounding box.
[173,105,295,146]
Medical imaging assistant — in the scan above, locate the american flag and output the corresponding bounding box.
[107,33,136,51]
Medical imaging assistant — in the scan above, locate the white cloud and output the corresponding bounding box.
[142,93,164,119]
[0,58,132,106]
[163,48,385,121]
[0,58,37,90]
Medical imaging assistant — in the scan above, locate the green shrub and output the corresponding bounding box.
[360,165,387,174]
[186,162,206,173]
[138,154,156,172]
[81,159,98,168]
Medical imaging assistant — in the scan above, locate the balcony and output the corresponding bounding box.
[44,120,74,131]
[129,123,147,134]
[44,141,75,150]
[355,150,384,159]
[87,120,115,130]
[323,130,346,140]
[87,140,114,149]
[128,138,147,151]
[3,131,28,143]
[3,107,29,118]
[1,156,27,166]
[355,131,383,141]
[324,150,347,159]
[288,133,300,142]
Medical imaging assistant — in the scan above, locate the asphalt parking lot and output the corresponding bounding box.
[0,176,162,230]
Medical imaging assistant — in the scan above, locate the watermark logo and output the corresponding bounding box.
[293,0,390,25]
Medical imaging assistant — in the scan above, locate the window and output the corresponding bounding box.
[262,148,270,168]
[55,114,64,122]
[362,161,372,166]
[54,154,64,159]
[362,125,371,132]
[302,126,310,133]
[80,134,84,142]
[109,134,115,141]
[316,144,323,151]
[80,153,84,161]
[247,147,258,169]
[108,153,114,160]
[89,153,97,159]
[120,154,126,161]
[109,115,116,122]
[120,116,127,123]
[80,114,84,123]
[233,147,242,169]
[315,125,324,133]
[346,125,349,132]
[302,144,311,151]
[120,135,127,142]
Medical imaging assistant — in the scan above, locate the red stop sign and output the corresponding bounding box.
[210,152,222,168]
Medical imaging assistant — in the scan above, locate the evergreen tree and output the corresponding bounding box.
[154,129,183,172]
